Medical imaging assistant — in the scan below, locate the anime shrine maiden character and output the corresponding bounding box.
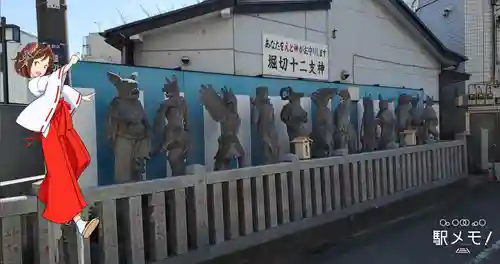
[14,42,99,238]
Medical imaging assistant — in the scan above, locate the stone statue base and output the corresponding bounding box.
[400,130,417,146]
[333,148,348,156]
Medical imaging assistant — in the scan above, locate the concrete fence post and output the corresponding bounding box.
[455,132,469,175]
[32,180,61,264]
[186,164,209,248]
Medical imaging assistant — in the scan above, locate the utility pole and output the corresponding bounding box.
[35,0,69,70]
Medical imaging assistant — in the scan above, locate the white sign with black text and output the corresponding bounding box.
[262,33,329,80]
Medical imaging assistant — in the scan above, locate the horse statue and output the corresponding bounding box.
[310,88,336,158]
[200,85,245,170]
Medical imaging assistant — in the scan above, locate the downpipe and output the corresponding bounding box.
[491,0,497,82]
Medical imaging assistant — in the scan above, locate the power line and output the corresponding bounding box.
[415,0,440,13]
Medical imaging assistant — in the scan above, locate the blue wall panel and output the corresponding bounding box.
[71,62,423,185]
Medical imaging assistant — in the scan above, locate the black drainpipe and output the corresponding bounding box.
[491,0,497,81]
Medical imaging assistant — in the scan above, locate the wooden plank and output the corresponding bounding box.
[387,156,395,194]
[350,162,360,204]
[277,173,290,224]
[227,181,240,239]
[127,196,145,264]
[442,148,450,178]
[192,166,209,248]
[342,162,352,207]
[421,151,428,184]
[411,152,418,187]
[374,159,381,198]
[211,183,225,243]
[241,178,253,235]
[449,147,454,177]
[457,146,463,175]
[35,199,54,264]
[426,150,432,183]
[432,149,439,181]
[436,148,443,179]
[291,166,303,221]
[401,154,408,189]
[1,215,23,264]
[77,208,92,264]
[173,189,188,254]
[366,159,375,200]
[265,174,278,227]
[359,160,367,202]
[322,167,333,212]
[254,176,266,231]
[313,168,323,214]
[146,192,168,260]
[100,199,119,264]
[381,158,388,196]
[394,155,402,191]
[302,169,313,217]
[332,165,342,210]
[449,147,455,178]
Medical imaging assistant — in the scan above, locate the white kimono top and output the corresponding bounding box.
[16,65,82,138]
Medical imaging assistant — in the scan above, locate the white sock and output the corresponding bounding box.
[75,219,86,234]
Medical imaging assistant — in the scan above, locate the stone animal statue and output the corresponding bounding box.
[395,94,413,146]
[200,85,245,170]
[280,86,308,154]
[310,88,336,158]
[333,89,357,154]
[151,75,190,176]
[421,96,439,143]
[106,72,151,183]
[409,96,424,144]
[360,97,377,152]
[376,96,397,150]
[251,86,280,164]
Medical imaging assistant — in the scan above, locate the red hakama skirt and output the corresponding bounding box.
[38,98,90,224]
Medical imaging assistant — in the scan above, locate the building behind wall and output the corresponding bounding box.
[415,0,470,139]
[101,0,468,135]
[82,33,121,64]
[0,30,37,104]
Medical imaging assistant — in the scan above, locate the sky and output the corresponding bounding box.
[2,0,199,55]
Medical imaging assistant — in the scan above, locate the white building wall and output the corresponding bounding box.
[134,13,235,74]
[0,31,37,104]
[133,0,440,99]
[465,0,494,90]
[82,33,121,64]
[330,0,439,99]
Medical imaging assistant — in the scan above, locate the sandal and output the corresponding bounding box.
[81,218,100,239]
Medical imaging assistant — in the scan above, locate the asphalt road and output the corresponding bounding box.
[305,183,500,264]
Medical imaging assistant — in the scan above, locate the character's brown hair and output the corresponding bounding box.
[13,42,55,78]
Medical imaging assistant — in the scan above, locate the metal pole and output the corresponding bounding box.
[1,17,9,104]
[492,0,497,82]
